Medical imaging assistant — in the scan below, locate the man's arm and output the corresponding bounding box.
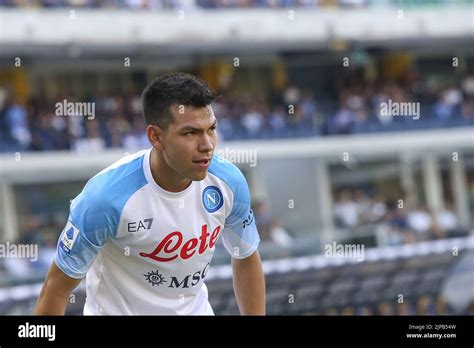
[34,261,82,315]
[231,250,265,315]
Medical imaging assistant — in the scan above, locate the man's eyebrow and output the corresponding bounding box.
[179,120,217,132]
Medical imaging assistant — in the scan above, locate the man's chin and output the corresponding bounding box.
[190,170,208,181]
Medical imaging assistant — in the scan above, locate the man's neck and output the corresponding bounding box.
[150,148,191,193]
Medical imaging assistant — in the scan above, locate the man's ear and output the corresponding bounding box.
[147,125,165,150]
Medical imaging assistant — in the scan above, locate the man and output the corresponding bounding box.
[34,73,265,315]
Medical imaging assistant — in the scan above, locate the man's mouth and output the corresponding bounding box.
[193,158,211,168]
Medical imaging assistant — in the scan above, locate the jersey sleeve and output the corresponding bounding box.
[54,190,116,279]
[221,169,260,259]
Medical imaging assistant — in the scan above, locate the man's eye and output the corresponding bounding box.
[184,131,196,136]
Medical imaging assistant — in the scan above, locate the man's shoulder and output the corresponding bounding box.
[75,150,149,213]
[208,154,247,193]
[93,149,148,180]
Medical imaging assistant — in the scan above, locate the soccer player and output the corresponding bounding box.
[34,73,265,315]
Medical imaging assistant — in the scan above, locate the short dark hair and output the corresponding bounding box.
[141,72,215,128]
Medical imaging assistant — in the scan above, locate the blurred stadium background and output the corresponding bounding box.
[0,0,473,316]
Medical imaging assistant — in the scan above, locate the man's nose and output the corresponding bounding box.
[198,134,214,153]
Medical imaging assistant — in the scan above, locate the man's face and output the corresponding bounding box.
[160,104,217,181]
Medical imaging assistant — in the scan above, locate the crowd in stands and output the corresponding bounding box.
[0,213,59,281]
[323,294,474,315]
[0,0,359,9]
[326,73,474,135]
[0,72,472,153]
[253,200,294,248]
[333,188,469,245]
[1,0,471,9]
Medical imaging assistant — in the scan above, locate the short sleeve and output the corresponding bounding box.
[221,171,260,259]
[54,191,116,279]
[54,152,147,278]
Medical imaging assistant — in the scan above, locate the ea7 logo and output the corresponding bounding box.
[128,218,153,233]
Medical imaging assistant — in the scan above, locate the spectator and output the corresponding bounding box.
[5,97,31,149]
[407,205,433,241]
[377,301,394,315]
[19,215,43,246]
[283,84,301,106]
[396,301,415,315]
[267,219,293,248]
[341,306,355,315]
[435,295,454,315]
[356,305,374,315]
[433,203,459,238]
[299,89,318,129]
[416,295,436,315]
[433,88,462,122]
[253,200,272,240]
[254,200,293,248]
[369,194,387,223]
[333,103,354,134]
[334,190,359,227]
[268,104,287,134]
[466,302,474,315]
[241,102,264,136]
[324,307,338,315]
[73,119,106,152]
[354,189,371,224]
[123,117,149,150]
